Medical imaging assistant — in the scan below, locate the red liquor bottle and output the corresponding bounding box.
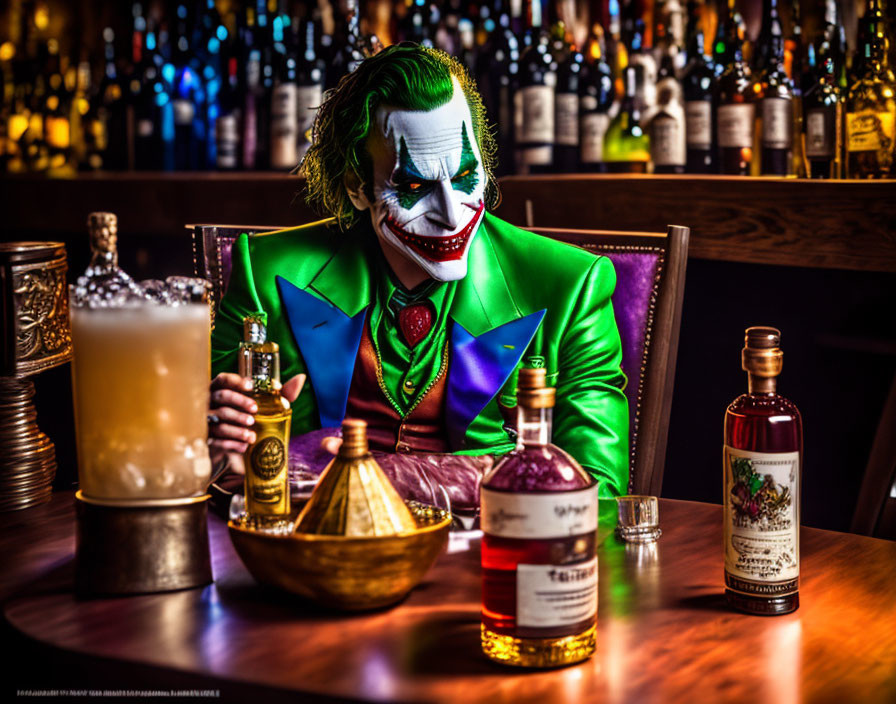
[723,327,802,615]
[480,368,598,667]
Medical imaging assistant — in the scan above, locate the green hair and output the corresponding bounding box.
[303,44,499,229]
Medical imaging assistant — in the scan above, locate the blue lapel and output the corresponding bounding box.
[276,276,367,428]
[445,310,546,450]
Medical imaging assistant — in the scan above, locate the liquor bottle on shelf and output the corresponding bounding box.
[255,1,275,170]
[514,1,555,173]
[240,5,261,170]
[712,0,744,78]
[579,22,614,173]
[628,18,657,121]
[819,0,847,93]
[553,23,583,173]
[77,61,106,171]
[239,313,292,525]
[269,22,299,171]
[786,0,806,178]
[804,53,841,179]
[650,48,686,174]
[604,65,650,172]
[724,326,801,616]
[172,3,203,170]
[215,45,240,170]
[715,18,754,176]
[295,17,325,166]
[845,0,896,179]
[754,0,793,176]
[97,27,127,171]
[477,0,520,176]
[682,0,716,173]
[481,368,598,667]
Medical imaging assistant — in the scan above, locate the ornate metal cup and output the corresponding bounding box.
[0,242,73,511]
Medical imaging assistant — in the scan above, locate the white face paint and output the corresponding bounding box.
[346,80,486,282]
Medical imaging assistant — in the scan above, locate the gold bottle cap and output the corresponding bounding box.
[517,367,556,409]
[86,211,118,263]
[742,326,783,378]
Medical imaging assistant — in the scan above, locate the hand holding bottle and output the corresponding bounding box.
[207,372,305,471]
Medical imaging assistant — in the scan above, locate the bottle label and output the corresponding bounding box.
[651,113,686,166]
[846,110,896,153]
[216,115,239,169]
[481,485,598,539]
[806,107,835,158]
[555,92,579,146]
[581,113,610,163]
[173,99,195,126]
[723,446,799,595]
[717,103,755,148]
[514,85,555,144]
[296,84,323,149]
[270,83,299,169]
[516,557,597,628]
[761,97,793,149]
[685,101,712,149]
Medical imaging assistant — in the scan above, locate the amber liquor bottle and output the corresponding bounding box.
[480,368,598,667]
[723,327,801,615]
[239,314,292,522]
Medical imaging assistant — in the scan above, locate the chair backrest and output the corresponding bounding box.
[192,222,689,497]
[525,226,689,497]
[851,376,896,539]
[189,224,285,321]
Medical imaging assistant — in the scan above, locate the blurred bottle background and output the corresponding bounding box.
[0,0,893,178]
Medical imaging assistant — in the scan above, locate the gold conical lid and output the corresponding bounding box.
[293,420,417,537]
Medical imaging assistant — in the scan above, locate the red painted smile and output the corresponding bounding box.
[384,201,485,262]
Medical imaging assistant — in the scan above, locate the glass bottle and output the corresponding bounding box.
[295,17,325,166]
[754,0,793,176]
[269,20,299,171]
[553,23,583,174]
[650,49,686,174]
[715,20,754,176]
[239,314,292,524]
[804,53,842,179]
[481,368,598,667]
[724,327,801,616]
[514,1,555,173]
[682,0,716,173]
[845,0,896,179]
[604,65,650,172]
[579,22,614,173]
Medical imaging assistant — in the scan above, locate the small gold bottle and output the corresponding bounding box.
[239,314,292,523]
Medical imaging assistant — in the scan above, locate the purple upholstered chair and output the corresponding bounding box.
[191,222,689,497]
[525,226,689,497]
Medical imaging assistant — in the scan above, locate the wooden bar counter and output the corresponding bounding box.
[3,493,895,703]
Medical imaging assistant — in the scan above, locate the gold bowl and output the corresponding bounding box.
[228,503,451,610]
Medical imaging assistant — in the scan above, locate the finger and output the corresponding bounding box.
[211,372,254,393]
[282,373,306,403]
[320,436,343,455]
[209,438,249,455]
[211,406,256,428]
[210,389,258,413]
[210,423,256,444]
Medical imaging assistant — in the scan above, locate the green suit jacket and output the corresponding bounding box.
[211,212,629,497]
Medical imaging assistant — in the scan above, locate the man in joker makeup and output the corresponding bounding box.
[208,44,629,497]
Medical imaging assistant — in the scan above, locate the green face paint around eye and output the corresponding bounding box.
[451,123,480,195]
[394,137,434,210]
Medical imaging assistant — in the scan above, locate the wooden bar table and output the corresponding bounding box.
[3,493,895,703]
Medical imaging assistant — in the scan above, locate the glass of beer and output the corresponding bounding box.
[70,288,212,500]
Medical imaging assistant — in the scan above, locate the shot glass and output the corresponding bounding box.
[615,494,662,543]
